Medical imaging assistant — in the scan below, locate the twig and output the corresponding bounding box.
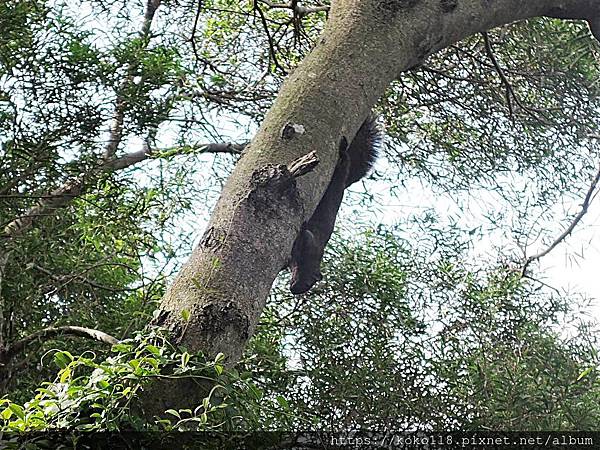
[521,163,600,276]
[253,0,287,74]
[190,0,204,61]
[257,0,329,16]
[482,32,550,123]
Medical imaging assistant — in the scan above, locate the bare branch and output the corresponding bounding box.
[521,163,600,276]
[258,0,329,16]
[253,0,287,74]
[1,326,118,363]
[190,0,204,60]
[482,32,551,124]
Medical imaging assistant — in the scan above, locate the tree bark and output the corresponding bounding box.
[151,0,599,380]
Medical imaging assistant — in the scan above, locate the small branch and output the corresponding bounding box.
[0,251,9,349]
[287,150,319,177]
[1,326,118,363]
[103,0,162,161]
[149,142,247,158]
[253,0,287,74]
[30,263,139,294]
[482,32,515,115]
[257,0,329,16]
[482,32,550,123]
[190,0,204,60]
[521,163,600,276]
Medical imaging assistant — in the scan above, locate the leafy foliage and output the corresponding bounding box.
[247,226,600,430]
[1,328,294,432]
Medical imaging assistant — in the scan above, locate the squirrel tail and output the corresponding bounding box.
[345,115,382,187]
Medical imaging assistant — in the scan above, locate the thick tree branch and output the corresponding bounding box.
[142,0,162,36]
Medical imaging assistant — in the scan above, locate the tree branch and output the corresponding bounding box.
[482,32,550,123]
[258,0,329,17]
[521,162,600,276]
[103,0,163,161]
[253,0,287,74]
[30,263,140,294]
[1,326,118,364]
[2,140,246,239]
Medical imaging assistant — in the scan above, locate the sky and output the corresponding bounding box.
[365,174,600,315]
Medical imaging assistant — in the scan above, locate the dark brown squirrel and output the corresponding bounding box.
[289,116,382,294]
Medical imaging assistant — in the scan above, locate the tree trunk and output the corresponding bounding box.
[149,0,599,400]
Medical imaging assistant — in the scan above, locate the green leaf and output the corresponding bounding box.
[1,407,13,420]
[59,368,72,383]
[144,357,159,370]
[276,396,289,409]
[577,366,594,381]
[111,343,133,353]
[145,344,161,356]
[165,409,180,419]
[181,352,190,367]
[53,351,74,369]
[8,404,25,420]
[129,359,140,370]
[181,309,190,321]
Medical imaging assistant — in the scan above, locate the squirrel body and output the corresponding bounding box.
[289,116,381,294]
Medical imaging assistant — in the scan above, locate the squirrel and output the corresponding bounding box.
[289,115,381,294]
